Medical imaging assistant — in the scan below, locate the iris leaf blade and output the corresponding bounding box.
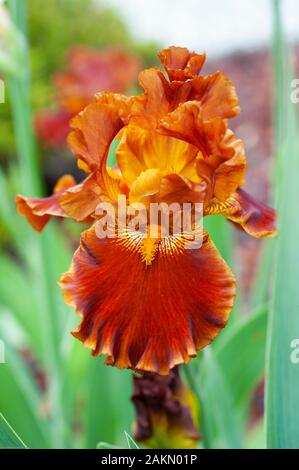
[265,0,299,448]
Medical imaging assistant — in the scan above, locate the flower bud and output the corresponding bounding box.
[132,367,200,449]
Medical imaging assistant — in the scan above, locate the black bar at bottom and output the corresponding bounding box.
[0,448,298,467]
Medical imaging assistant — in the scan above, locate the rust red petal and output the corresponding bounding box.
[226,189,277,238]
[59,225,236,375]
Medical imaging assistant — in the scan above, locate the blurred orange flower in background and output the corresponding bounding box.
[35,46,141,148]
[16,46,276,375]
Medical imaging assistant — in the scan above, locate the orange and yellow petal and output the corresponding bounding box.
[131,68,172,130]
[159,100,225,150]
[159,46,206,81]
[179,72,240,120]
[68,92,131,173]
[59,225,236,375]
[60,168,124,221]
[16,175,76,232]
[159,103,246,202]
[196,129,246,202]
[59,173,101,222]
[158,174,206,205]
[128,170,205,207]
[117,125,200,187]
[129,168,163,204]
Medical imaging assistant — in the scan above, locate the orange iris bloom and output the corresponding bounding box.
[16,46,276,375]
[35,46,140,147]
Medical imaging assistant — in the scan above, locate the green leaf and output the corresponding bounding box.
[214,304,267,409]
[0,254,43,357]
[204,215,234,267]
[0,316,49,448]
[84,360,134,449]
[250,241,275,308]
[245,419,265,449]
[185,305,267,449]
[0,413,27,449]
[97,442,121,449]
[107,139,119,168]
[124,431,139,449]
[204,215,246,325]
[6,2,71,448]
[188,349,243,449]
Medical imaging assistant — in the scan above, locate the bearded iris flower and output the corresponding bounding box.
[132,367,200,449]
[35,46,140,148]
[16,46,276,375]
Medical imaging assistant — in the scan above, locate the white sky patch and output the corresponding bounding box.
[100,0,299,57]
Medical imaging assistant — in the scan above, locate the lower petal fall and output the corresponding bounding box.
[59,225,236,375]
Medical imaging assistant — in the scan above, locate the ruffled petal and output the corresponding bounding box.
[129,168,163,203]
[170,72,239,120]
[196,126,246,202]
[68,92,131,172]
[159,46,206,81]
[224,189,277,238]
[16,175,76,232]
[159,103,246,202]
[59,225,236,375]
[158,100,213,149]
[131,68,172,130]
[158,174,206,205]
[190,72,240,120]
[60,167,124,221]
[129,170,205,206]
[117,125,199,187]
[59,173,101,222]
